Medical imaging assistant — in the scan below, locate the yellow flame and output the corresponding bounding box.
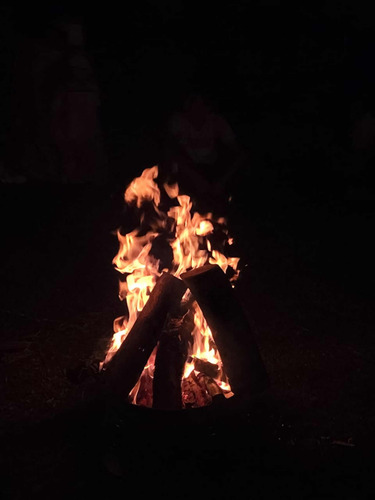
[124,165,160,207]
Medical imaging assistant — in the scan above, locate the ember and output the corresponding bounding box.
[102,166,266,409]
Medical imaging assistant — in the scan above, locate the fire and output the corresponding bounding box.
[124,165,160,207]
[103,166,239,407]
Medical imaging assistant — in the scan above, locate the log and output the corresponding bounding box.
[152,302,192,410]
[182,372,211,408]
[196,373,223,398]
[132,365,154,407]
[189,357,220,379]
[106,272,187,401]
[181,264,268,400]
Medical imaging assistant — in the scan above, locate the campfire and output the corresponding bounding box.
[101,166,267,410]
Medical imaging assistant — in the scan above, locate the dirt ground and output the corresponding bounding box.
[0,170,374,499]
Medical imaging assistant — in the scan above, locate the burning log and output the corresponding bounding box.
[181,264,268,400]
[106,272,187,401]
[132,365,154,407]
[152,303,193,410]
[189,356,220,379]
[181,371,226,408]
[196,373,227,406]
[182,372,212,408]
[152,328,184,410]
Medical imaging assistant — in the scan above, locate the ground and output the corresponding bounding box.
[0,169,374,499]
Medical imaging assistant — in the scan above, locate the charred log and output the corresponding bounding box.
[181,264,268,400]
[182,372,212,408]
[196,373,223,398]
[152,303,193,410]
[105,272,187,401]
[189,357,220,379]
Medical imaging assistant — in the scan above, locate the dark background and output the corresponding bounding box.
[1,0,372,290]
[1,2,375,499]
[2,1,375,185]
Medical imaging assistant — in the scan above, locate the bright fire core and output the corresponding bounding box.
[102,166,240,408]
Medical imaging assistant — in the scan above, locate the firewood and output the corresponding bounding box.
[105,272,187,401]
[133,368,154,407]
[181,264,268,400]
[182,372,211,408]
[196,373,223,398]
[152,305,191,410]
[189,356,220,379]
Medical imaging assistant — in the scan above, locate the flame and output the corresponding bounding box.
[163,181,179,199]
[124,165,160,207]
[103,166,240,407]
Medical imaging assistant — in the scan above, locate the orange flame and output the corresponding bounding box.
[103,166,239,406]
[124,165,160,207]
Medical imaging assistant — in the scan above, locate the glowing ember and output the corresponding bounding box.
[102,166,240,407]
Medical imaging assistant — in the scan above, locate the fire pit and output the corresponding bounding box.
[100,166,268,413]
